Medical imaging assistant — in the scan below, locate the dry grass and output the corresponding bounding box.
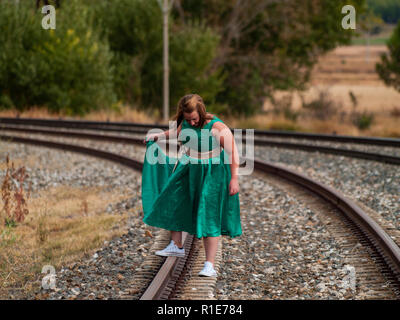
[224,113,303,132]
[313,45,387,78]
[264,46,400,113]
[0,155,44,172]
[260,45,400,137]
[263,84,400,114]
[226,111,400,138]
[0,104,155,124]
[0,183,132,298]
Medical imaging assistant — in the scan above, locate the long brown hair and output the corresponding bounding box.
[172,94,213,128]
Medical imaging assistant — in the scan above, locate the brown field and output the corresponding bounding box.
[260,45,400,137]
[264,45,400,114]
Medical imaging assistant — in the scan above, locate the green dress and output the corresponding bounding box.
[141,115,242,238]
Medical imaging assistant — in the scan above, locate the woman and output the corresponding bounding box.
[141,94,241,277]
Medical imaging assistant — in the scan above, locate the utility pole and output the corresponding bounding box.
[157,0,174,122]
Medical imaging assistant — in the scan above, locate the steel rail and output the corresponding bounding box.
[249,138,400,165]
[140,232,195,300]
[1,125,400,165]
[0,135,143,171]
[1,117,399,147]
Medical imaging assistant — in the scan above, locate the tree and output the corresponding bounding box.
[172,0,365,116]
[0,0,116,115]
[367,0,400,24]
[376,21,400,91]
[91,0,225,115]
[36,0,61,9]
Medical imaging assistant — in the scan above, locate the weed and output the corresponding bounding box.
[0,226,17,247]
[36,210,49,245]
[301,89,342,121]
[4,218,16,228]
[349,91,358,109]
[0,155,30,227]
[271,93,300,122]
[390,106,400,118]
[351,111,375,130]
[81,199,89,216]
[268,121,302,132]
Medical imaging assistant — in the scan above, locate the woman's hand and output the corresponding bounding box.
[229,178,239,196]
[143,133,160,145]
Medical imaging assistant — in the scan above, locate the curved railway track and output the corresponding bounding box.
[1,124,400,165]
[1,116,400,148]
[1,119,400,299]
[0,117,400,148]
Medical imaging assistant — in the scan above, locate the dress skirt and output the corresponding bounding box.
[141,140,242,239]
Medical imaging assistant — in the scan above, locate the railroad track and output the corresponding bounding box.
[1,116,400,148]
[1,124,400,165]
[1,127,400,299]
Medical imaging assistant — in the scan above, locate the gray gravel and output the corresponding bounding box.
[217,175,356,300]
[37,226,157,300]
[0,141,143,195]
[253,136,400,157]
[254,146,400,236]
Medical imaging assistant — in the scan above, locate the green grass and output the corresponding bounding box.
[351,36,389,46]
[351,23,396,46]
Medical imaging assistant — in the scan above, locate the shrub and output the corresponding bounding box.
[376,20,400,92]
[390,106,400,118]
[268,121,302,132]
[367,0,400,24]
[173,0,366,116]
[0,0,116,115]
[270,94,300,122]
[351,111,374,130]
[301,89,341,121]
[168,24,226,114]
[0,155,31,227]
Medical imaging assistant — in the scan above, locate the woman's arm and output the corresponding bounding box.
[143,122,182,144]
[213,122,240,195]
[161,122,183,140]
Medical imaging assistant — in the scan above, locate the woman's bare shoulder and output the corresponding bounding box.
[211,120,230,132]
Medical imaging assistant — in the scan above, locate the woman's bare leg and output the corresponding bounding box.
[171,231,183,248]
[203,236,220,265]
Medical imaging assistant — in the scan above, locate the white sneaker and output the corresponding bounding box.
[198,261,217,277]
[155,240,185,257]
